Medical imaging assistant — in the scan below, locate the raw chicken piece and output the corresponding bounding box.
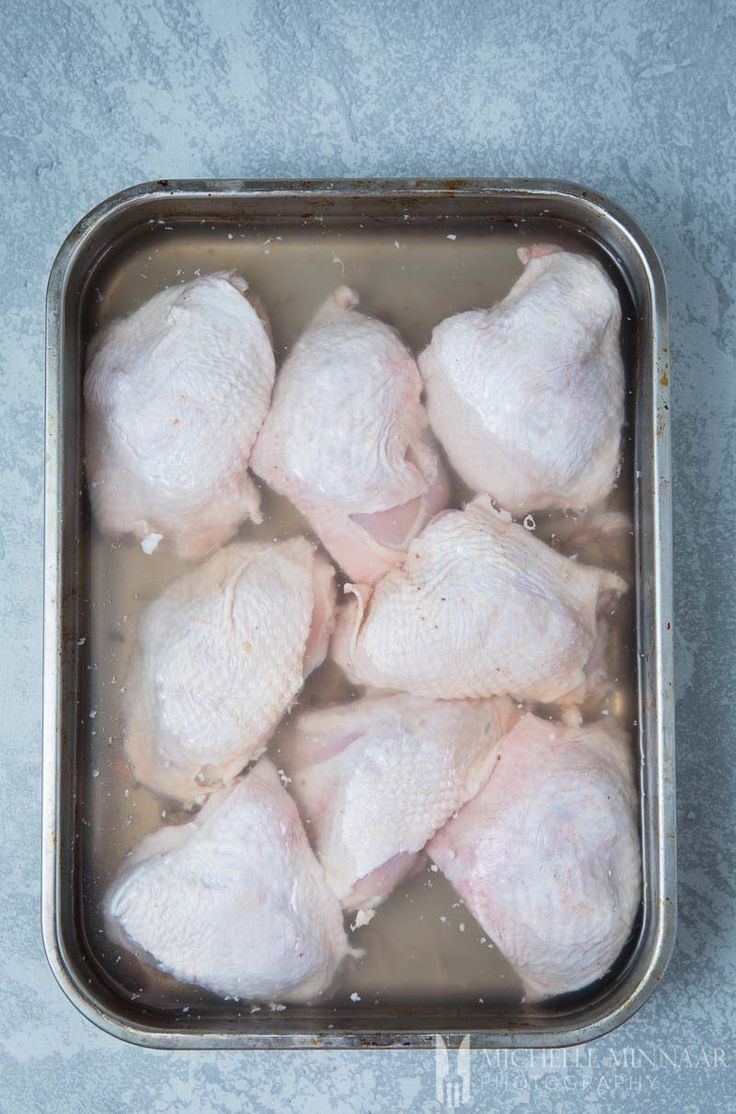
[332,495,625,705]
[419,245,624,513]
[106,760,352,1002]
[124,538,335,807]
[85,271,275,560]
[281,693,518,910]
[428,714,641,998]
[251,287,449,583]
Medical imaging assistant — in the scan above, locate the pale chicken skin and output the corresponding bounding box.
[419,245,624,514]
[251,287,449,583]
[124,538,335,807]
[281,693,518,911]
[106,760,353,1002]
[332,495,625,705]
[85,271,275,560]
[428,714,641,998]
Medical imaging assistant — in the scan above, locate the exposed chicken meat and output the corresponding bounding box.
[85,271,275,560]
[332,496,625,705]
[281,692,518,910]
[105,760,352,1002]
[428,714,641,998]
[419,246,623,513]
[124,538,335,807]
[251,286,449,583]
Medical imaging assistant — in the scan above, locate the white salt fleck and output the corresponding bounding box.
[446,233,457,240]
[350,908,376,931]
[430,864,439,872]
[89,709,97,719]
[394,240,400,249]
[350,992,361,1003]
[523,514,536,531]
[459,922,466,933]
[141,532,163,555]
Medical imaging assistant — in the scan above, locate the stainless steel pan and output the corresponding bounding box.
[43,179,674,1048]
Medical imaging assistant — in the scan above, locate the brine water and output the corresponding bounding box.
[77,212,638,1029]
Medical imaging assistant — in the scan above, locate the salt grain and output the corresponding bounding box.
[350,909,376,931]
[140,532,163,555]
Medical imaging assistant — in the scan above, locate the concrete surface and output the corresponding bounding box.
[1,0,734,1110]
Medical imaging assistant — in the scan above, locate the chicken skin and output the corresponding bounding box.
[124,538,335,807]
[252,287,448,583]
[85,271,275,559]
[428,714,641,998]
[281,692,517,910]
[332,496,625,706]
[419,246,624,514]
[106,760,352,1002]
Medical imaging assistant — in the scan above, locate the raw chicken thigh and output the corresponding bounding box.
[281,693,517,910]
[251,287,449,583]
[106,760,352,1002]
[124,538,335,807]
[332,495,625,705]
[85,271,275,559]
[428,714,641,998]
[419,245,624,513]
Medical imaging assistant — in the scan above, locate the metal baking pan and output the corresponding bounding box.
[43,178,674,1049]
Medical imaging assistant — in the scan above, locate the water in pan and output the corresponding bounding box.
[78,212,638,1021]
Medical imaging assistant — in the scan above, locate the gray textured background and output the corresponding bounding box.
[1,0,734,1110]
